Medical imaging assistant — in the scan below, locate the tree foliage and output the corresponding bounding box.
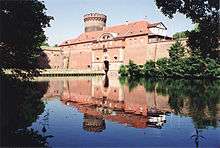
[173,31,189,39]
[155,0,219,59]
[169,40,185,60]
[0,0,53,79]
[126,60,142,78]
[119,41,220,79]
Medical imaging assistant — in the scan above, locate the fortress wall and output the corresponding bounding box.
[40,49,63,69]
[125,36,148,47]
[68,49,92,69]
[124,45,149,65]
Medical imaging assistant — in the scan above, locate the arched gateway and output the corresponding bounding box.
[103,46,109,74]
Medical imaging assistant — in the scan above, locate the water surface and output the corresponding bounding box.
[1,76,220,147]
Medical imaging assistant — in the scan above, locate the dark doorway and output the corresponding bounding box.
[103,60,109,74]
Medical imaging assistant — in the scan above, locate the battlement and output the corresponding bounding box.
[83,13,107,32]
[84,13,107,22]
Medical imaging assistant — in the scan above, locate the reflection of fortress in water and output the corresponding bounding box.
[43,77,171,132]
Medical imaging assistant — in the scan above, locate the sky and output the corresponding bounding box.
[44,0,195,46]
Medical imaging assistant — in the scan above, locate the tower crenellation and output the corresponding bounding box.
[84,13,107,32]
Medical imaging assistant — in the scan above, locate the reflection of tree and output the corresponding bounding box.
[143,79,156,92]
[191,128,205,148]
[0,76,50,146]
[127,77,142,92]
[121,77,220,129]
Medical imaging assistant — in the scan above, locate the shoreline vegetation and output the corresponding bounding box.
[119,40,220,80]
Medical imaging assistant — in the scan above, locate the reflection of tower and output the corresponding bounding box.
[83,114,106,132]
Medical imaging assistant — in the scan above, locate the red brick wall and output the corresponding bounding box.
[40,37,183,70]
[39,49,63,69]
[68,50,92,69]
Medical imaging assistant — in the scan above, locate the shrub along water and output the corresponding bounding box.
[119,40,220,79]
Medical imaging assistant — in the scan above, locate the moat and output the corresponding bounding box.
[1,76,220,147]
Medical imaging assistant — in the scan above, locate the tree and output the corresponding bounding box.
[169,40,185,60]
[173,31,189,39]
[127,60,142,77]
[0,0,53,79]
[41,41,50,47]
[155,0,219,59]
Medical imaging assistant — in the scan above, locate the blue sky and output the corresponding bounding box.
[44,0,194,46]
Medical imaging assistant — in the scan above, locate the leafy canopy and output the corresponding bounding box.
[0,0,53,79]
[155,0,219,59]
[169,40,185,60]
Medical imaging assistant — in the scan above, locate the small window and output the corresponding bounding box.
[88,65,90,68]
[103,48,107,52]
[114,56,117,60]
[96,57,99,60]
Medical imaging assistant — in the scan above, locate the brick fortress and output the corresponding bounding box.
[40,13,175,71]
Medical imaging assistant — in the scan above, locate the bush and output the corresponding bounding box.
[143,60,158,78]
[119,65,127,76]
[127,60,142,78]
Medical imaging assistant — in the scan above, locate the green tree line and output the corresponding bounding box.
[119,40,220,79]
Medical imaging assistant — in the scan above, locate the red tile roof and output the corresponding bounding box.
[59,21,156,46]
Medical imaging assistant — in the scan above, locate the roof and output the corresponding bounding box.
[148,22,167,30]
[59,20,165,46]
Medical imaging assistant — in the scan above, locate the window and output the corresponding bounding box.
[114,56,117,60]
[96,57,99,60]
[103,48,107,52]
[88,65,91,68]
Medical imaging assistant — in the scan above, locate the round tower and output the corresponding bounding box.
[84,13,107,32]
